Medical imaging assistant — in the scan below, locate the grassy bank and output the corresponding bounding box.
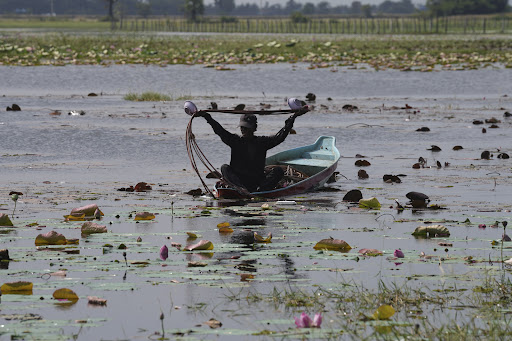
[0,33,511,70]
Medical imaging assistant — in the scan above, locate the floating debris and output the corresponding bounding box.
[342,104,358,111]
[68,110,85,116]
[355,160,371,167]
[186,188,203,196]
[305,93,316,102]
[427,145,441,151]
[481,150,491,159]
[412,225,450,237]
[88,296,107,306]
[406,191,430,208]
[383,174,401,183]
[358,169,369,179]
[6,104,21,111]
[0,249,10,260]
[343,189,362,202]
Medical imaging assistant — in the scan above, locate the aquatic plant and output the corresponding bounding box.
[124,92,171,102]
[9,191,22,218]
[0,33,511,70]
[294,312,322,328]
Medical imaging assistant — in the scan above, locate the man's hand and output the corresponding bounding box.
[194,110,207,117]
[293,106,309,118]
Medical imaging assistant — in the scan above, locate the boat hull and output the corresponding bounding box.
[214,136,340,199]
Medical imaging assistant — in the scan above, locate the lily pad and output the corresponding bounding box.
[372,305,395,320]
[1,281,33,294]
[412,225,450,237]
[53,288,79,301]
[0,213,14,226]
[314,238,352,252]
[359,197,381,209]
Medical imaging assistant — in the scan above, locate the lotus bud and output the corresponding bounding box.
[394,249,404,258]
[160,245,169,260]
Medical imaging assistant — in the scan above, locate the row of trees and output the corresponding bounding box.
[0,0,509,19]
[426,0,509,16]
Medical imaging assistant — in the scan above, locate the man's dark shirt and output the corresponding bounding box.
[204,113,296,188]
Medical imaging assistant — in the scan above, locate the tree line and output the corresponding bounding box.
[0,0,509,19]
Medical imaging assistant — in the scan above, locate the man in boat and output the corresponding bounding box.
[197,109,306,194]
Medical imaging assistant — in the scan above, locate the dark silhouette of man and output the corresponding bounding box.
[197,110,305,193]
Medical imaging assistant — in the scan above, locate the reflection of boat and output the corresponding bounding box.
[215,136,340,199]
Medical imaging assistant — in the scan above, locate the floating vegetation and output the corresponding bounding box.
[123,91,171,102]
[0,34,511,71]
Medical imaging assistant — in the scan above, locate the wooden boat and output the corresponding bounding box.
[214,136,340,199]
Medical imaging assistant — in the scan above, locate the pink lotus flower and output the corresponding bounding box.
[394,249,404,258]
[294,312,322,328]
[160,245,168,260]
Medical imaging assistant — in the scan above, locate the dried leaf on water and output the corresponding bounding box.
[412,225,450,237]
[81,222,107,235]
[186,232,198,239]
[35,231,67,245]
[87,296,107,306]
[63,213,86,221]
[359,248,383,256]
[217,222,233,233]
[49,270,67,277]
[254,232,272,243]
[184,240,214,251]
[240,273,255,281]
[314,238,352,251]
[65,204,104,221]
[205,318,222,329]
[218,225,234,233]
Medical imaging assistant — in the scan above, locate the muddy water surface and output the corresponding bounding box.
[0,64,511,340]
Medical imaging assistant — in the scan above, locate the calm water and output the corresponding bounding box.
[1,64,511,339]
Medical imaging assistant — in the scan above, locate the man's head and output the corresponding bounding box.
[239,114,257,136]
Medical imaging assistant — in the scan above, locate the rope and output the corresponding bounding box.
[186,114,249,197]
[186,114,216,197]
